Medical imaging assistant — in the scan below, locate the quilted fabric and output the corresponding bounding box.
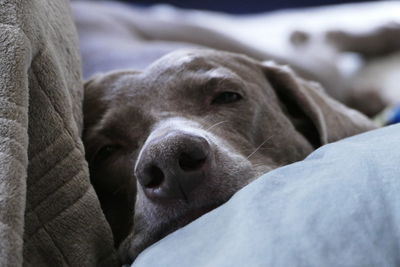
[0,0,118,266]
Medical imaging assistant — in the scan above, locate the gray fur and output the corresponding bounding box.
[82,49,376,263]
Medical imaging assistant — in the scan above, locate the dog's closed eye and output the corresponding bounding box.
[211,91,242,105]
[92,144,122,163]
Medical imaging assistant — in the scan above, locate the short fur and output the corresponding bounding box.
[82,49,376,263]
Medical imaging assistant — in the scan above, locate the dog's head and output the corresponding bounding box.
[82,49,375,263]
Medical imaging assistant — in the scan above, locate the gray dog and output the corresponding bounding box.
[82,49,375,263]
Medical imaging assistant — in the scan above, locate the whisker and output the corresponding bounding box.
[206,120,228,131]
[246,136,273,160]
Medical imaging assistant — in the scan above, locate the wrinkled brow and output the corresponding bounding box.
[187,68,246,92]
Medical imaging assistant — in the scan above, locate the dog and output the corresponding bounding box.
[82,49,376,263]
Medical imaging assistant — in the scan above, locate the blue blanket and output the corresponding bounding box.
[133,124,400,267]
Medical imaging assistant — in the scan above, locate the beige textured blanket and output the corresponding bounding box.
[0,0,118,266]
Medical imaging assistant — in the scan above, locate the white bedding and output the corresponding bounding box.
[144,1,400,57]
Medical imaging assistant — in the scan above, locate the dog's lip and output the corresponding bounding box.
[153,201,225,241]
[125,201,223,263]
[175,202,222,228]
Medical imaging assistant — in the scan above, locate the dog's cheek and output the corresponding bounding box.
[207,138,255,192]
[132,185,159,232]
[90,159,131,195]
[89,157,137,245]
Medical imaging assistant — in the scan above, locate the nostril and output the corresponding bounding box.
[145,165,165,188]
[179,152,207,171]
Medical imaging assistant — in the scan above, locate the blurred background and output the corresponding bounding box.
[118,0,377,13]
[74,0,400,118]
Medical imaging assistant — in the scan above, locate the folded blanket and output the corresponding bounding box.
[0,0,118,266]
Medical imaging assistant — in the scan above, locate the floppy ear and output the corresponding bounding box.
[261,61,377,148]
[83,70,141,133]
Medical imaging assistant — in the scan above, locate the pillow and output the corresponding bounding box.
[133,124,400,267]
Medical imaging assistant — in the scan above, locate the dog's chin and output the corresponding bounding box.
[125,200,225,262]
[174,202,223,228]
[122,166,259,263]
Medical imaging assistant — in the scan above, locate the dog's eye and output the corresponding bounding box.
[93,145,121,163]
[211,91,242,105]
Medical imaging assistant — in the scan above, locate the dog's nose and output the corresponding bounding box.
[135,132,210,201]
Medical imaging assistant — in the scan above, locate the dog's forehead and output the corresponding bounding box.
[108,49,267,114]
[147,50,224,75]
[139,49,264,90]
[146,49,258,76]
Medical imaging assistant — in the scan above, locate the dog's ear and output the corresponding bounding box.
[261,61,376,148]
[83,70,140,133]
[83,73,112,134]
